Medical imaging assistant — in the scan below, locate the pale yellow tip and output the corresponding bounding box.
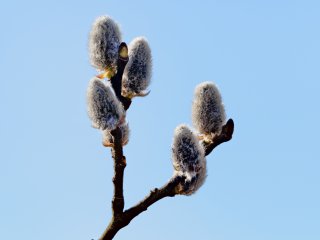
[119,45,128,59]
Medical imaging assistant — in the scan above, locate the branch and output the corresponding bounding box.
[123,175,185,221]
[99,44,235,240]
[107,43,131,216]
[100,119,234,240]
[100,175,185,240]
[110,42,132,110]
[99,44,130,240]
[203,118,234,156]
[110,128,126,215]
[100,128,126,240]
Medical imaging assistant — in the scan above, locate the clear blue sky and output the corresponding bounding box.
[1,0,319,239]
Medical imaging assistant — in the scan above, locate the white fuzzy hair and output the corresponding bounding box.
[102,121,130,147]
[192,82,226,135]
[89,15,122,71]
[172,124,207,195]
[87,77,125,131]
[122,37,152,98]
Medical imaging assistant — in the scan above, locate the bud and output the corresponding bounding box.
[87,77,125,131]
[122,37,152,98]
[192,82,226,136]
[102,122,130,147]
[89,16,122,71]
[172,124,206,195]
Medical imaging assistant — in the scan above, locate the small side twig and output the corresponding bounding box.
[203,118,234,156]
[123,175,185,221]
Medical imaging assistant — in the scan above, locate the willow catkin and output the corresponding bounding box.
[87,77,125,131]
[122,37,152,98]
[172,124,207,195]
[89,16,122,71]
[192,82,226,135]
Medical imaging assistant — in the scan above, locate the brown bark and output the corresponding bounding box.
[203,118,234,155]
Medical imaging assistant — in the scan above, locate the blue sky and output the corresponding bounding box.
[1,0,319,239]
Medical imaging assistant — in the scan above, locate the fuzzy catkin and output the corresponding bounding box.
[122,37,152,98]
[87,77,125,131]
[89,16,122,71]
[102,122,130,147]
[192,82,226,135]
[172,124,207,195]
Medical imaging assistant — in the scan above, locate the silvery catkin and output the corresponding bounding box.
[192,82,226,135]
[172,124,207,195]
[122,37,152,98]
[87,77,125,131]
[89,16,122,71]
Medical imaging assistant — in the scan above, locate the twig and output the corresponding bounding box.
[203,118,234,156]
[100,119,234,239]
[100,175,185,240]
[110,128,125,215]
[100,127,126,240]
[123,175,185,221]
[110,42,131,110]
